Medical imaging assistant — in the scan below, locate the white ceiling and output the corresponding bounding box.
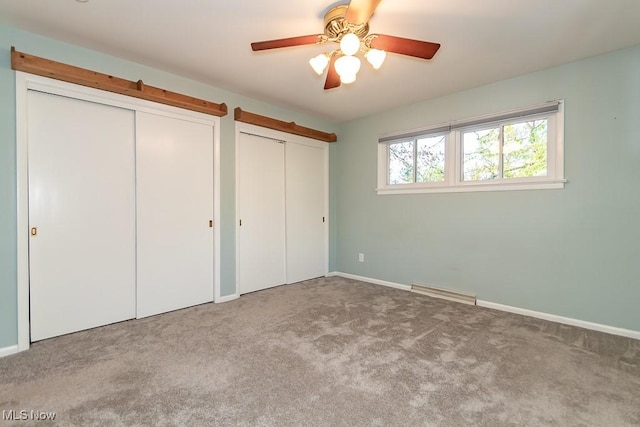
[1,0,640,122]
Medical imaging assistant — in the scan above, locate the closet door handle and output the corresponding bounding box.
[31,227,38,236]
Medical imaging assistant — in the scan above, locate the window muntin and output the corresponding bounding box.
[377,101,564,194]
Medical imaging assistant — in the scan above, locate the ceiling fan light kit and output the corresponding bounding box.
[251,0,441,90]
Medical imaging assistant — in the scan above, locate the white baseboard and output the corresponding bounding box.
[216,293,239,304]
[327,272,640,341]
[476,300,640,341]
[0,345,19,358]
[328,272,412,291]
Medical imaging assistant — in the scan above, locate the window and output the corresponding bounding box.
[377,101,564,194]
[388,135,446,185]
[462,119,548,181]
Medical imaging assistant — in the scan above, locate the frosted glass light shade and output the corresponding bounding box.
[365,49,386,69]
[309,54,329,75]
[335,55,361,77]
[340,33,360,56]
[340,73,357,84]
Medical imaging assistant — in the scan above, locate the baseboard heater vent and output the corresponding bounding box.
[411,283,476,306]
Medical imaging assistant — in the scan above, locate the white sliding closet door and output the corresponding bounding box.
[136,112,214,318]
[237,133,286,294]
[285,142,327,283]
[28,90,136,341]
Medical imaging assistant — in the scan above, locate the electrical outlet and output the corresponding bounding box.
[358,253,364,262]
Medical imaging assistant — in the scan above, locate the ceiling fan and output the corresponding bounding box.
[250,0,441,90]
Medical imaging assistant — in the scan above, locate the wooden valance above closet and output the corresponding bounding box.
[234,107,337,143]
[10,47,228,117]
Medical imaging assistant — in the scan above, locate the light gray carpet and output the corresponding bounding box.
[1,276,639,426]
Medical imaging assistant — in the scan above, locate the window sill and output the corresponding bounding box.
[376,179,566,195]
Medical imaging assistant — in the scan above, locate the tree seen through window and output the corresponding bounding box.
[388,135,445,185]
[462,119,547,181]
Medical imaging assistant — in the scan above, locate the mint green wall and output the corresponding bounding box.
[0,34,18,350]
[328,141,341,272]
[0,24,339,348]
[335,45,640,331]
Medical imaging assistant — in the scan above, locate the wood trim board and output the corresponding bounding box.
[11,47,228,117]
[234,107,337,143]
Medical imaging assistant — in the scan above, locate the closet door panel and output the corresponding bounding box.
[237,133,286,294]
[28,90,136,341]
[285,142,327,283]
[136,112,214,318]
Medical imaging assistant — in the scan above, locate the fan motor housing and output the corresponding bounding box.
[324,5,369,40]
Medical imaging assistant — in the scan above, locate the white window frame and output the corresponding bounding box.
[377,101,565,195]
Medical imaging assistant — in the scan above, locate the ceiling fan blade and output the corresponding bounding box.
[324,56,341,90]
[369,34,441,60]
[251,35,324,51]
[345,0,382,25]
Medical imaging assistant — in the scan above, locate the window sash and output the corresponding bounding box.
[386,133,449,186]
[459,115,551,182]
